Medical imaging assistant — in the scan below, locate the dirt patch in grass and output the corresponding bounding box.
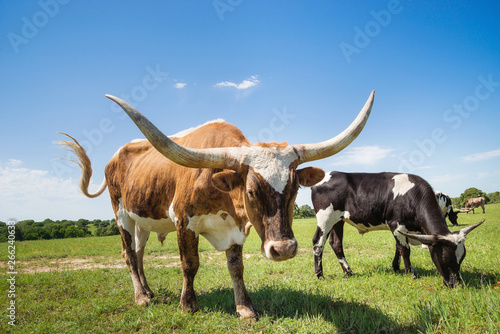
[13,255,182,274]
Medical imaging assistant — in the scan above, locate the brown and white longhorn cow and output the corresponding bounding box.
[59,91,374,319]
[465,197,486,214]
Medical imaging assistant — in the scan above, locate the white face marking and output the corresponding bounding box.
[186,211,247,251]
[314,172,332,188]
[392,174,415,199]
[232,145,298,194]
[439,232,467,264]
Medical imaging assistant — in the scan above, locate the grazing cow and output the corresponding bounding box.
[311,171,484,288]
[435,191,459,226]
[465,197,486,214]
[59,92,374,319]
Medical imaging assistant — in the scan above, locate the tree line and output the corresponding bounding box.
[451,188,500,208]
[0,218,119,243]
[1,188,497,242]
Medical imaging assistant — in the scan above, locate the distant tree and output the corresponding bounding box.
[105,222,119,236]
[457,188,489,207]
[486,191,500,204]
[298,204,316,218]
[293,203,300,219]
[64,225,85,238]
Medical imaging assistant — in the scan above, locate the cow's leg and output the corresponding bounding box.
[481,204,485,214]
[394,237,417,279]
[177,220,200,313]
[135,224,154,298]
[392,245,401,272]
[226,244,257,320]
[117,212,151,306]
[312,211,342,278]
[328,221,353,276]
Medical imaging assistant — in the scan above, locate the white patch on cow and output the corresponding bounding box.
[344,219,390,235]
[117,199,136,250]
[339,257,349,268]
[168,202,178,226]
[394,224,410,247]
[231,145,299,194]
[392,174,415,199]
[169,119,225,138]
[435,191,447,214]
[131,138,146,143]
[111,139,147,160]
[127,211,176,235]
[314,204,344,255]
[135,224,150,251]
[315,172,332,187]
[186,211,247,251]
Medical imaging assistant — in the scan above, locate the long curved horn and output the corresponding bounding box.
[460,219,485,236]
[106,95,239,170]
[294,91,374,164]
[398,231,436,245]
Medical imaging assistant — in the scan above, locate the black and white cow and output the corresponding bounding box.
[311,171,484,288]
[435,191,459,226]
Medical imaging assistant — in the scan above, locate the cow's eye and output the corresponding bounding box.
[247,189,255,198]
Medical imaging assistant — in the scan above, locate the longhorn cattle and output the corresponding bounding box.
[311,171,484,288]
[465,197,485,214]
[435,191,459,226]
[59,92,374,319]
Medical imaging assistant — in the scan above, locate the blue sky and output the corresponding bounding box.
[1,0,499,221]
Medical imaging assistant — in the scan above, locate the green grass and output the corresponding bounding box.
[1,204,499,333]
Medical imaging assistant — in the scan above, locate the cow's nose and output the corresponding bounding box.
[264,239,298,261]
[444,274,460,288]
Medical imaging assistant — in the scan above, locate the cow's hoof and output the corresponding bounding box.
[237,305,258,321]
[135,295,151,307]
[315,273,325,279]
[180,300,199,314]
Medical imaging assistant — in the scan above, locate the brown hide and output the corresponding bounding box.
[106,122,252,229]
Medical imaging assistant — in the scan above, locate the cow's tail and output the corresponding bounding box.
[56,133,107,198]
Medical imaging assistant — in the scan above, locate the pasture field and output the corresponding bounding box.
[1,204,499,333]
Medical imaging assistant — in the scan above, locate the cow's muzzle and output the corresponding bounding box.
[444,274,461,288]
[263,239,298,261]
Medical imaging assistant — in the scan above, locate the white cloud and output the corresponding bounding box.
[214,75,259,90]
[463,149,500,162]
[174,82,187,89]
[331,146,394,166]
[0,160,112,221]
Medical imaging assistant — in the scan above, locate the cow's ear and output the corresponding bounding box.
[212,171,243,192]
[297,167,325,187]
